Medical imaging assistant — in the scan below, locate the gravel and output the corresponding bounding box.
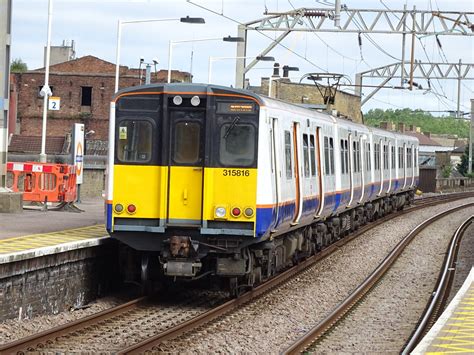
[311,205,474,353]
[156,198,474,354]
[2,197,473,353]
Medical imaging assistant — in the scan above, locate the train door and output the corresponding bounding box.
[410,144,415,187]
[166,110,205,226]
[292,122,303,224]
[387,141,393,193]
[315,127,325,216]
[271,117,281,229]
[348,133,354,206]
[377,139,384,195]
[402,143,407,189]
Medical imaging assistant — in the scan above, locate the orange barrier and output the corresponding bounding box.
[6,162,77,203]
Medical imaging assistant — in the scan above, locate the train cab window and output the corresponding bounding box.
[117,120,153,163]
[285,131,293,179]
[174,122,201,164]
[309,135,316,177]
[303,134,310,177]
[219,123,255,166]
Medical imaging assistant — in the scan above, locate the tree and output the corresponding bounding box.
[457,145,472,176]
[10,58,28,73]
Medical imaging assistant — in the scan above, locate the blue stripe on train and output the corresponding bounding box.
[106,203,113,231]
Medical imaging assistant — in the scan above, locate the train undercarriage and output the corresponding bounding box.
[117,191,414,296]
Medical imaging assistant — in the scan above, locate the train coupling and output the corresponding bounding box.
[163,260,202,277]
[168,235,199,257]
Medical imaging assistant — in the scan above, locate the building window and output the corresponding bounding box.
[81,86,92,106]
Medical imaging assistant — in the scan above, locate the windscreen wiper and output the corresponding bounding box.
[224,116,240,139]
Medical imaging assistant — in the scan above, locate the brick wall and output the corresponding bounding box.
[0,243,119,321]
[12,55,191,141]
[260,78,363,123]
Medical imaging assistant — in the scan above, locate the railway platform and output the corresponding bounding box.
[413,267,474,354]
[0,198,107,261]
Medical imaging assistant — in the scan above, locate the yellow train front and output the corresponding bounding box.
[106,83,261,287]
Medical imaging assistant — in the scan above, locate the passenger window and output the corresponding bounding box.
[324,136,330,175]
[340,139,346,174]
[219,123,255,166]
[117,120,153,163]
[344,140,348,174]
[303,134,310,177]
[310,135,316,177]
[367,143,371,171]
[329,137,334,175]
[174,122,201,164]
[391,146,396,169]
[285,131,292,179]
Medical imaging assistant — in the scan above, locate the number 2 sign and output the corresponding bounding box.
[48,97,60,111]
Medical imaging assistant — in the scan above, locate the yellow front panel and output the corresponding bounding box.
[113,165,167,220]
[168,166,203,222]
[203,168,257,223]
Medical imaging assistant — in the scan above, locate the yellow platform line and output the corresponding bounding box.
[0,225,107,254]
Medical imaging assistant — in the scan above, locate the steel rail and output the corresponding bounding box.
[283,202,474,355]
[119,195,474,354]
[1,192,471,353]
[402,215,474,354]
[0,297,146,354]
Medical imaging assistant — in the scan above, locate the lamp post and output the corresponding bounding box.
[114,16,205,93]
[39,0,53,163]
[167,36,243,83]
[208,55,275,85]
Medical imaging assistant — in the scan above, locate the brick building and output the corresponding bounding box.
[10,55,191,141]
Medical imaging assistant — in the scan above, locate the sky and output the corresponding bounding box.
[10,0,474,116]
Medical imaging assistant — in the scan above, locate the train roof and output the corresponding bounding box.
[114,82,264,104]
[114,83,418,144]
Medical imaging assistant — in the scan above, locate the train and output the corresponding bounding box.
[105,83,419,295]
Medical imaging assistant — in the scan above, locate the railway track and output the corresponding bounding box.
[402,215,473,354]
[1,192,473,354]
[283,203,474,354]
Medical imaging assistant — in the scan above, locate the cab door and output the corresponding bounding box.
[166,110,205,226]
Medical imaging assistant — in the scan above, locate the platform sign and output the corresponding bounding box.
[73,123,84,184]
[48,96,60,110]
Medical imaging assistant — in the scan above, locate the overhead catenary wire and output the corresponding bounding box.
[187,0,328,72]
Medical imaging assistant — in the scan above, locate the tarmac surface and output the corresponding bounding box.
[0,198,105,240]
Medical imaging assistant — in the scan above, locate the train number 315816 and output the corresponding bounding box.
[222,169,250,177]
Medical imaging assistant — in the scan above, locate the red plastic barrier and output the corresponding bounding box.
[7,162,77,203]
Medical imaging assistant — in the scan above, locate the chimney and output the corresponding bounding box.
[380,121,389,130]
[272,63,280,78]
[424,131,431,138]
[409,124,416,132]
[398,122,405,133]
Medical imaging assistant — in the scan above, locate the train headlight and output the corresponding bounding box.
[114,204,124,214]
[244,207,254,218]
[127,204,137,214]
[191,96,200,106]
[173,95,183,105]
[215,206,227,219]
[231,207,241,217]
